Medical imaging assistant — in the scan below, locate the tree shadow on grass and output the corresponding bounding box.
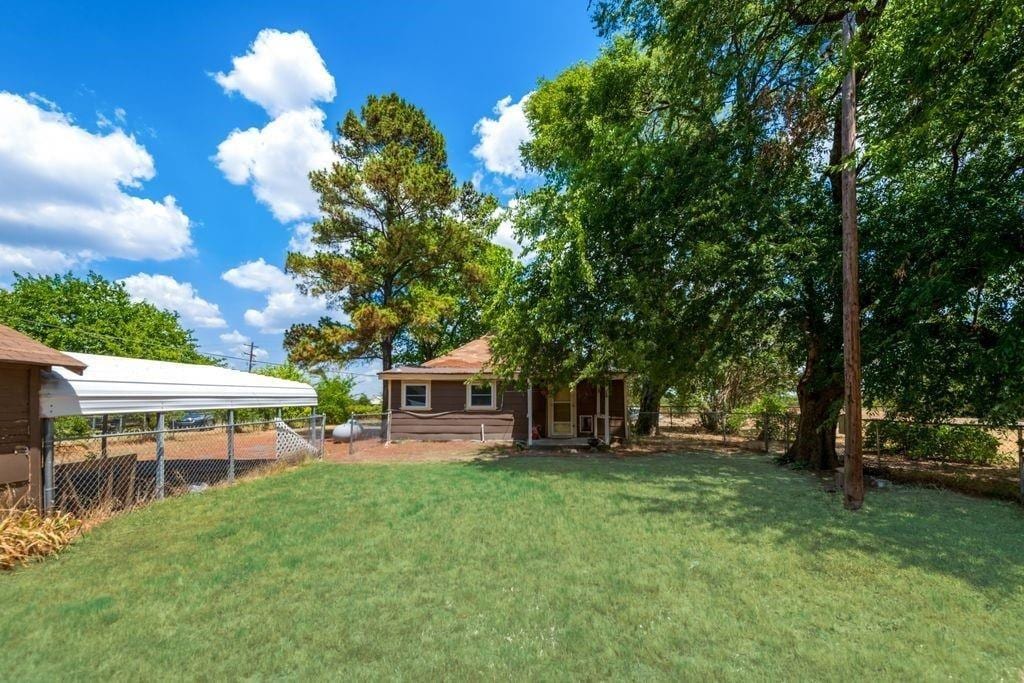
[465,451,1024,594]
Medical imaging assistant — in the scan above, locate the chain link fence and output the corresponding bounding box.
[45,414,325,515]
[631,408,798,453]
[630,406,1024,500]
[334,412,390,455]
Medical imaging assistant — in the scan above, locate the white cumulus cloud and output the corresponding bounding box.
[472,92,534,179]
[213,29,336,117]
[213,108,334,222]
[219,329,251,345]
[0,92,193,272]
[212,30,338,225]
[120,273,226,328]
[491,199,523,259]
[221,257,296,293]
[243,289,327,334]
[288,222,316,256]
[222,258,326,334]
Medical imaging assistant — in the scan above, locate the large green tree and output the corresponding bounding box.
[284,94,511,385]
[0,272,210,363]
[494,0,1024,467]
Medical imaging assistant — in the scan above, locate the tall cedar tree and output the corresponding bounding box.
[285,94,504,392]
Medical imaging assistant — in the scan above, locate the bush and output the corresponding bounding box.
[316,376,357,424]
[54,416,93,440]
[870,421,1002,465]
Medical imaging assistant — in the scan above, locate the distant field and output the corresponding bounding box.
[3,453,1024,679]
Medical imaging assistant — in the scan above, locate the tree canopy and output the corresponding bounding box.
[491,0,1024,468]
[0,272,210,364]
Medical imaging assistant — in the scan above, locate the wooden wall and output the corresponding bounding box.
[388,379,526,441]
[0,363,40,505]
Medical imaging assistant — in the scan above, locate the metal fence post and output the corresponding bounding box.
[227,410,235,483]
[348,416,356,456]
[155,413,166,500]
[42,417,54,513]
[385,410,392,445]
[308,408,316,446]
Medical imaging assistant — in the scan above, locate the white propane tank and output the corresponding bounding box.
[332,421,363,443]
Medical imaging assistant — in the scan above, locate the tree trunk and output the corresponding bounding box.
[381,337,393,410]
[784,331,843,470]
[633,379,664,436]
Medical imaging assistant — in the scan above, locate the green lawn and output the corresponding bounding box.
[3,452,1024,680]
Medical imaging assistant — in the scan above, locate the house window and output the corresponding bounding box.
[466,381,496,410]
[403,382,430,410]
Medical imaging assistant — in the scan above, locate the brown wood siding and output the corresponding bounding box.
[0,364,34,502]
[387,379,525,441]
[390,410,515,441]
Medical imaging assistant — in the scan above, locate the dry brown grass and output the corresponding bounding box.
[0,506,82,569]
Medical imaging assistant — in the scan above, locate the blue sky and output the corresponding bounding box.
[0,1,600,395]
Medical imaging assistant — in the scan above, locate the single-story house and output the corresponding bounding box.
[378,336,629,445]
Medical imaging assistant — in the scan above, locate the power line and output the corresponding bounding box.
[0,315,380,377]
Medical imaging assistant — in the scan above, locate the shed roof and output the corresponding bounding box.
[0,324,87,373]
[40,353,317,417]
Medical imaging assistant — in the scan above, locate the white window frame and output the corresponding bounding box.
[401,381,431,411]
[465,380,497,411]
[579,414,594,434]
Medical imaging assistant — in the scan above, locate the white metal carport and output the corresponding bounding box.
[40,353,317,417]
[37,353,320,511]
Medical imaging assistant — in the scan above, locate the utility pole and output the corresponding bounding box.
[246,341,256,372]
[841,10,864,510]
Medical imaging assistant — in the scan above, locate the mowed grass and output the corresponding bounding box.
[2,452,1024,680]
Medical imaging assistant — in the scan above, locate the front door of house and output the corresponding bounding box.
[548,386,575,438]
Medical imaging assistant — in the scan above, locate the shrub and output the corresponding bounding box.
[1,506,81,569]
[870,421,1002,465]
[54,416,93,440]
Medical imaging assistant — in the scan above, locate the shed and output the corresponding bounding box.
[0,325,86,505]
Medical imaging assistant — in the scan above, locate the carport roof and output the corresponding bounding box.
[40,353,317,417]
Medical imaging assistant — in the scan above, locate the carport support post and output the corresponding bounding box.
[155,413,166,500]
[227,410,235,483]
[308,407,317,452]
[42,417,54,513]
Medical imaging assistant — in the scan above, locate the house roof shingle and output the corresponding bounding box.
[0,324,88,373]
[380,335,494,377]
[421,335,493,370]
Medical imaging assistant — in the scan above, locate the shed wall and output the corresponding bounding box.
[0,363,39,504]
